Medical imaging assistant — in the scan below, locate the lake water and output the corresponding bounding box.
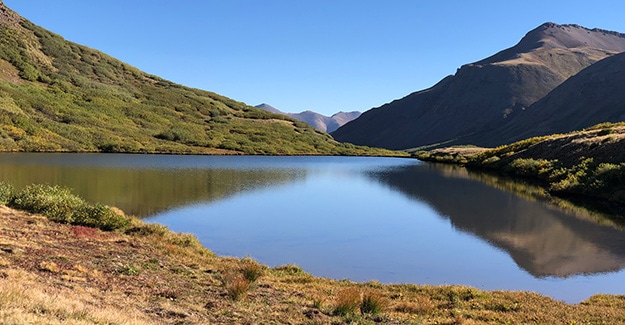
[1,153,624,303]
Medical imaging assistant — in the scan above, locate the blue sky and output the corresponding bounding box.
[5,1,625,115]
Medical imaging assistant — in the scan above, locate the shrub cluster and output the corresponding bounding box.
[1,182,131,231]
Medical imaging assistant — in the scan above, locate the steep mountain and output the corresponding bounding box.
[0,3,393,156]
[487,52,625,145]
[332,23,625,150]
[255,103,360,133]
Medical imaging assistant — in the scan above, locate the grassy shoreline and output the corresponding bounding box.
[414,123,625,219]
[1,183,625,323]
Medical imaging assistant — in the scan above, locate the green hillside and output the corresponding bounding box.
[415,123,625,212]
[0,4,400,156]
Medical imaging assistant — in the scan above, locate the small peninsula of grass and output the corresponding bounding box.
[1,182,625,324]
[415,123,625,216]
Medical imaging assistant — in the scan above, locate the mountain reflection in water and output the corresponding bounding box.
[0,153,303,217]
[368,163,625,278]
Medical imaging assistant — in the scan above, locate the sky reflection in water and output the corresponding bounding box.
[1,153,624,303]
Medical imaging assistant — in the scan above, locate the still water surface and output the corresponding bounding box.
[1,153,624,303]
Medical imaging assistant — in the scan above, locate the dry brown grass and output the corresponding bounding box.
[1,205,625,324]
[394,295,436,315]
[0,269,152,324]
[333,287,361,316]
[222,270,252,301]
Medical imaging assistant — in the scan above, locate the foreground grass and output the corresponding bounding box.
[1,185,625,323]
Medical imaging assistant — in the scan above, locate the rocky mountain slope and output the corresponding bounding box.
[484,51,625,145]
[256,103,360,133]
[332,23,625,150]
[0,3,393,156]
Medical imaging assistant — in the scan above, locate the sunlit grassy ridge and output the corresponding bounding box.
[415,123,625,211]
[1,182,625,324]
[0,7,402,156]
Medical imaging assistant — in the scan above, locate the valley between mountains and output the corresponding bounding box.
[2,1,625,324]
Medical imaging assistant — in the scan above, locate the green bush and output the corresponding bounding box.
[73,203,131,231]
[507,158,554,177]
[10,184,85,223]
[0,181,14,205]
[9,183,131,231]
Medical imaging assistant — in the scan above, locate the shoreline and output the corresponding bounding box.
[2,203,625,323]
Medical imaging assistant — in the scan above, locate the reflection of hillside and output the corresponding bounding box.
[434,164,625,229]
[368,163,625,278]
[0,164,301,217]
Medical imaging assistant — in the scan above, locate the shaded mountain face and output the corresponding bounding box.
[255,104,360,133]
[332,23,625,150]
[0,3,385,156]
[486,52,625,145]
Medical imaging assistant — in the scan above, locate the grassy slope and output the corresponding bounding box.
[0,7,401,156]
[415,122,625,212]
[2,204,625,325]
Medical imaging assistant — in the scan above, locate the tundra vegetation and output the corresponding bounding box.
[0,18,403,157]
[415,123,625,217]
[1,182,625,324]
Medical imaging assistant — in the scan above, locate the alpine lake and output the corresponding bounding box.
[1,153,624,303]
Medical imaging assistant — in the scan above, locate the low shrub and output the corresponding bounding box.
[8,183,131,231]
[0,181,13,205]
[273,264,306,275]
[10,184,85,223]
[73,203,131,231]
[507,158,554,177]
[125,223,169,237]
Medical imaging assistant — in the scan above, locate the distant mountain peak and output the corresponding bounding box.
[473,22,625,67]
[333,22,625,150]
[255,104,361,133]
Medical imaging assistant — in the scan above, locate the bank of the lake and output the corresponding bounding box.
[2,153,625,305]
[414,123,625,219]
[2,205,625,324]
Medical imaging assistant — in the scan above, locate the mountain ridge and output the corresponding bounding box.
[485,51,625,145]
[255,103,360,133]
[332,22,625,150]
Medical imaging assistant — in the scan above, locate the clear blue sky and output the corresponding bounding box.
[5,1,625,115]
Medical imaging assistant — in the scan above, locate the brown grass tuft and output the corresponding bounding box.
[360,290,387,315]
[394,295,436,315]
[240,259,264,282]
[222,271,251,301]
[333,287,361,316]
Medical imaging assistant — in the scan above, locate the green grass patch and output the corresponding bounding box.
[5,183,131,231]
